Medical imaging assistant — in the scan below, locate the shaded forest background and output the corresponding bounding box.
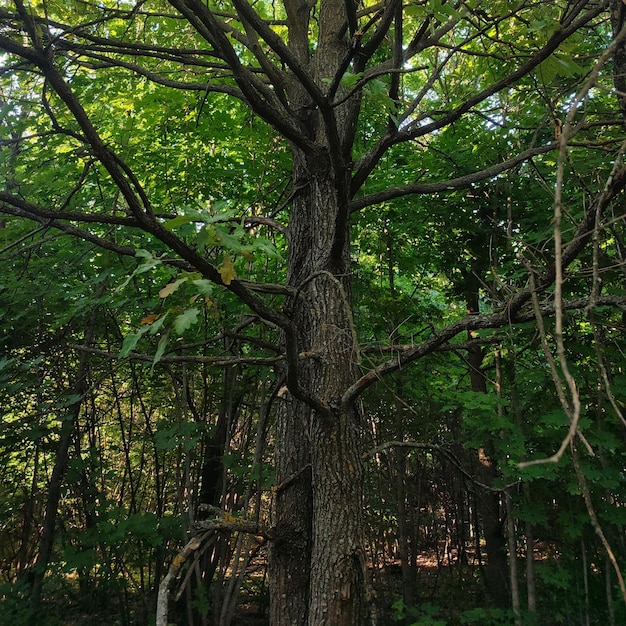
[2,0,626,625]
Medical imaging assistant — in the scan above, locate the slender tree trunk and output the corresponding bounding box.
[505,492,521,626]
[386,228,416,606]
[465,293,508,608]
[606,556,616,626]
[498,353,520,623]
[581,539,591,626]
[509,356,538,618]
[474,443,508,608]
[525,516,537,617]
[394,448,415,608]
[27,304,100,618]
[16,446,40,575]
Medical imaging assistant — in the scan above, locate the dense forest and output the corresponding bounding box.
[2,0,626,624]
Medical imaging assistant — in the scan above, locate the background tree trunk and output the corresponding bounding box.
[465,292,509,609]
[26,303,100,619]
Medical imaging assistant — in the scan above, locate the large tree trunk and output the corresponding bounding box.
[269,3,367,623]
[270,148,366,625]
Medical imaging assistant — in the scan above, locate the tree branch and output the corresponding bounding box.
[194,505,272,538]
[0,192,141,227]
[366,441,518,493]
[68,344,321,369]
[350,142,557,211]
[350,1,607,194]
[156,535,203,626]
[168,0,315,151]
[342,295,626,408]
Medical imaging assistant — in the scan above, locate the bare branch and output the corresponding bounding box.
[365,440,519,493]
[68,344,320,369]
[350,142,557,211]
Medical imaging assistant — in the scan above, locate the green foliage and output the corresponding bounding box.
[191,582,211,615]
[153,421,204,452]
[1,0,625,623]
[460,607,517,625]
[0,579,36,626]
[391,599,446,626]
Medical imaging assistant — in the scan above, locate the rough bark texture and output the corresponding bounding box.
[270,395,313,625]
[270,154,366,624]
[268,3,368,623]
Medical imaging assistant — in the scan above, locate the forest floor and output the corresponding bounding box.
[50,545,529,625]
[229,549,490,625]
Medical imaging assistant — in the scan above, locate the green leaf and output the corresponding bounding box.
[191,279,214,297]
[149,312,170,334]
[135,248,154,259]
[340,71,363,90]
[164,214,198,231]
[173,308,200,334]
[119,325,150,357]
[152,331,170,367]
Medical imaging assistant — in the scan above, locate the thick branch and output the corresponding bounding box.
[342,294,626,408]
[350,142,557,211]
[156,535,203,626]
[231,0,326,107]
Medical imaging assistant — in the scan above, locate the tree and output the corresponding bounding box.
[2,1,626,624]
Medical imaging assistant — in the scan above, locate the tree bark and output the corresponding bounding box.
[270,156,367,625]
[268,2,368,622]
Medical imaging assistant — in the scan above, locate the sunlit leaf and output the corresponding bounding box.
[159,278,186,299]
[218,255,236,285]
